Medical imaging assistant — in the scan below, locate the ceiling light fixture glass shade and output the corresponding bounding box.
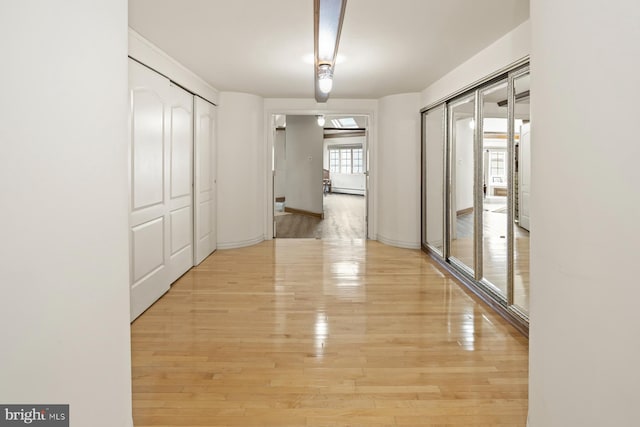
[317,64,333,94]
[316,115,326,126]
[314,0,347,102]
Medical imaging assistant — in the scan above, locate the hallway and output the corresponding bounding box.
[131,239,528,426]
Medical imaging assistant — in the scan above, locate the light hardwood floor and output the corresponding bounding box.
[132,239,528,426]
[451,210,530,313]
[274,193,365,239]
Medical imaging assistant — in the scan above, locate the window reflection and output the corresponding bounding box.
[314,311,328,358]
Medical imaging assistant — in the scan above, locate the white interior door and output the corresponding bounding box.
[518,123,531,231]
[129,59,194,321]
[193,96,217,265]
[166,83,194,282]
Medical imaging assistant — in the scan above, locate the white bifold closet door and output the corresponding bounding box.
[128,59,194,321]
[193,97,217,265]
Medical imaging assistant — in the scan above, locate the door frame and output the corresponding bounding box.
[264,106,377,241]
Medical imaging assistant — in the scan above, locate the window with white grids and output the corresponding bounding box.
[328,146,364,174]
[329,149,340,173]
[490,151,506,177]
[352,148,363,173]
[340,150,351,174]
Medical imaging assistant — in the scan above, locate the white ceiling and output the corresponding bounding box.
[129,0,529,99]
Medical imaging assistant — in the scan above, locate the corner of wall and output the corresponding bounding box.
[217,92,266,248]
[217,236,265,250]
[375,92,422,249]
[376,234,421,250]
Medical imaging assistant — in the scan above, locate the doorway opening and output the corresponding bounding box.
[272,114,368,240]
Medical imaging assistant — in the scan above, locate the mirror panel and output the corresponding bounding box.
[480,81,509,298]
[513,72,530,314]
[449,95,476,273]
[424,105,445,255]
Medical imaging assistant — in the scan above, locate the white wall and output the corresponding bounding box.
[323,136,366,195]
[217,92,265,248]
[529,1,640,426]
[377,93,422,248]
[329,173,366,195]
[0,2,132,426]
[284,115,324,214]
[421,19,530,108]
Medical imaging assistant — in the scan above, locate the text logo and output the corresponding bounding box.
[0,405,68,426]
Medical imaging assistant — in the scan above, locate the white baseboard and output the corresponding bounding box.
[330,188,365,196]
[217,235,264,250]
[376,234,421,249]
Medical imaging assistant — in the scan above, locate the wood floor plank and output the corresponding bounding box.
[131,239,528,426]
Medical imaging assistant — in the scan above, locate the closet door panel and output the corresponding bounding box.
[131,217,164,282]
[131,91,165,210]
[480,80,509,298]
[170,206,192,256]
[193,97,217,265]
[170,105,193,199]
[129,59,171,320]
[448,94,477,275]
[166,84,194,283]
[129,59,195,321]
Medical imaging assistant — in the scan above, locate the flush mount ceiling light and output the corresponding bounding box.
[314,0,347,103]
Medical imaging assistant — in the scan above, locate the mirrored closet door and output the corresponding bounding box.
[479,79,509,299]
[448,94,477,276]
[421,63,530,324]
[512,70,530,315]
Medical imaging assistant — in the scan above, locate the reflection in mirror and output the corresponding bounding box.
[513,72,530,314]
[449,95,476,273]
[424,105,445,255]
[273,114,287,221]
[480,80,509,298]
